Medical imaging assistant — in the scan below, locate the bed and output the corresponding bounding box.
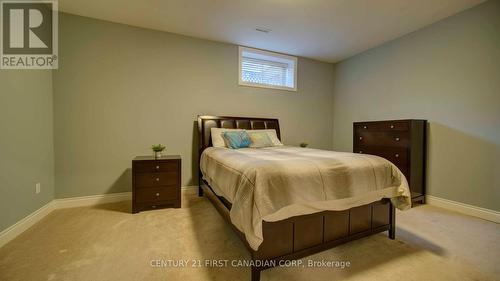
[197,115,411,281]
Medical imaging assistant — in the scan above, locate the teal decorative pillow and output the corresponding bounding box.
[222,131,251,149]
[247,131,274,148]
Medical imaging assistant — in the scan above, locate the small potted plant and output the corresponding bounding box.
[151,144,166,159]
[300,142,309,148]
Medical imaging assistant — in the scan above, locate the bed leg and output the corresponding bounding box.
[389,204,396,239]
[251,266,261,281]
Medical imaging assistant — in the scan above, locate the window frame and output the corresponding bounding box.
[238,46,298,92]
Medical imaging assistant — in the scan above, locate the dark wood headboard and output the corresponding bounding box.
[197,115,281,157]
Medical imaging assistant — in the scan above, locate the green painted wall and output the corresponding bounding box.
[331,0,500,211]
[0,70,54,232]
[52,13,335,198]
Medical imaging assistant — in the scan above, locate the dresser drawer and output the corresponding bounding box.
[135,186,177,203]
[135,172,178,188]
[354,121,409,132]
[355,131,409,147]
[134,161,179,173]
[397,165,409,181]
[355,148,409,181]
[354,147,408,166]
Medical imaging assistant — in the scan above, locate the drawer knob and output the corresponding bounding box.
[156,192,160,197]
[152,205,156,208]
[156,165,160,170]
[395,154,399,158]
[359,151,363,153]
[395,137,400,141]
[390,125,395,129]
[359,136,363,140]
[156,178,160,181]
[363,126,367,129]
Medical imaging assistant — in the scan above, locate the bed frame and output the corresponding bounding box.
[197,115,396,281]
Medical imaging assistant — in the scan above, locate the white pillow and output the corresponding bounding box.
[247,129,283,146]
[211,128,243,147]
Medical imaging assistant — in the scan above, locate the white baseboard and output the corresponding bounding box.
[426,195,500,223]
[0,185,200,249]
[0,201,56,248]
[53,186,198,209]
[53,192,132,209]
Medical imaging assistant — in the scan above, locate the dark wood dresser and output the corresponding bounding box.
[353,120,426,203]
[132,155,181,213]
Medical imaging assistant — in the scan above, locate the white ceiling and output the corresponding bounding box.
[59,0,485,63]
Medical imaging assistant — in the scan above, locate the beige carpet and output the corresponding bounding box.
[0,188,499,281]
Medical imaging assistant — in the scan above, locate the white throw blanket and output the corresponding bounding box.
[200,146,411,250]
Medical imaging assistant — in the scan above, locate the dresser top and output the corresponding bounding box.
[133,155,181,161]
[353,119,426,124]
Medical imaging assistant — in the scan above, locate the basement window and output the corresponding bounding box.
[239,46,297,91]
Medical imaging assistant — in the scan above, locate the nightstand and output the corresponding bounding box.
[132,155,181,213]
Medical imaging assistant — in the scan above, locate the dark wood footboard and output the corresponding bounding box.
[200,182,395,281]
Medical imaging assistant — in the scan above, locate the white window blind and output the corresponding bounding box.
[239,47,297,91]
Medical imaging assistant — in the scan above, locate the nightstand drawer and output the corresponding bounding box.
[134,161,179,173]
[136,186,177,203]
[135,172,178,188]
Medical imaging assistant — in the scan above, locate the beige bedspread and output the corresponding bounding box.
[200,146,411,250]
